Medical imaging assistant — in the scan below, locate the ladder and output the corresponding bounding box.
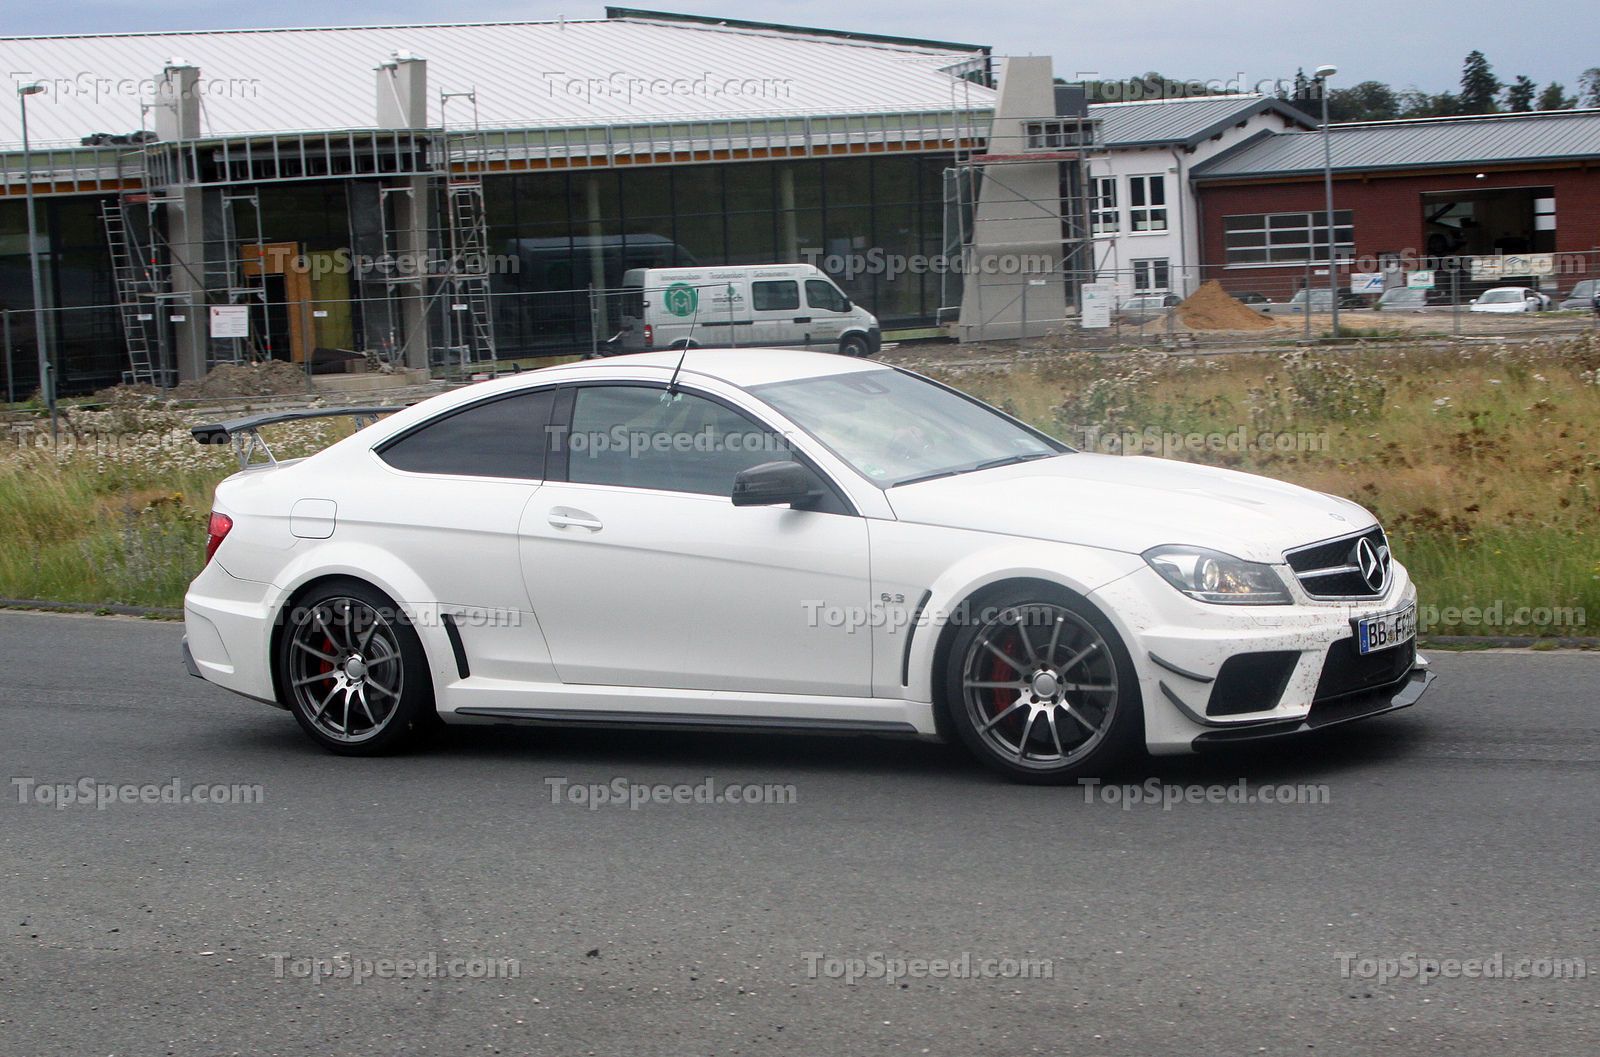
[444,179,497,365]
[100,199,162,386]
[219,190,270,366]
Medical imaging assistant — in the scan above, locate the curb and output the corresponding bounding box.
[0,597,183,621]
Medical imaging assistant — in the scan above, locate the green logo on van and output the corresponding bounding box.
[663,282,699,318]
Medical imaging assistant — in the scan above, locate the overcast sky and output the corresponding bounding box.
[10,0,1593,98]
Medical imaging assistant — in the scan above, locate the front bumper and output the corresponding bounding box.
[1089,561,1434,753]
[1191,660,1434,749]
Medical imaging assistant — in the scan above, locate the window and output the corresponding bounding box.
[1091,176,1119,235]
[1128,175,1168,232]
[564,386,793,496]
[753,370,1063,488]
[1224,210,1355,265]
[1024,120,1088,150]
[378,388,555,479]
[751,280,800,311]
[805,279,850,313]
[1132,258,1170,293]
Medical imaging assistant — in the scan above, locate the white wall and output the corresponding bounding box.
[1089,108,1292,298]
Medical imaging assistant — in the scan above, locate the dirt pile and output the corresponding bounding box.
[171,360,310,399]
[1178,280,1277,331]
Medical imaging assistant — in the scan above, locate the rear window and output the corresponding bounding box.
[378,388,555,479]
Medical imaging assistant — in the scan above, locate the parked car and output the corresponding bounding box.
[1266,289,1369,314]
[1117,293,1181,322]
[1469,287,1551,314]
[1374,287,1444,313]
[1234,291,1273,307]
[181,350,1431,783]
[1558,279,1599,311]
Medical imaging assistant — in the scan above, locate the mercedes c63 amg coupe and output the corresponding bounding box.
[183,350,1432,783]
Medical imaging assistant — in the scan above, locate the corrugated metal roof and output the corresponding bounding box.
[1192,109,1600,179]
[1090,94,1308,148]
[1,17,993,148]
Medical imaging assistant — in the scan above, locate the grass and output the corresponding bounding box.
[2,339,1597,636]
[926,333,1600,637]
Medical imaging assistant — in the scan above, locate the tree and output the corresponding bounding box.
[1459,50,1501,114]
[1537,82,1577,110]
[1399,89,1462,118]
[1506,75,1536,112]
[1327,80,1400,122]
[1581,68,1600,107]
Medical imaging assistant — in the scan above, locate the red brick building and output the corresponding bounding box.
[1189,109,1600,299]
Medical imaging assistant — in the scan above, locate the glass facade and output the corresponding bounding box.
[485,154,953,353]
[2,151,953,394]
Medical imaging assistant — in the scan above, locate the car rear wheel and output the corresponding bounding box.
[942,589,1142,784]
[279,580,434,755]
[839,334,870,357]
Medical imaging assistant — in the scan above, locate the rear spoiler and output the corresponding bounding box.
[191,406,404,470]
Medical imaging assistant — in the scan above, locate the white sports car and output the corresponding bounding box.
[183,350,1432,783]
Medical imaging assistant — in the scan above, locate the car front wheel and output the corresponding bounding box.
[278,580,435,755]
[942,589,1142,784]
[839,334,871,357]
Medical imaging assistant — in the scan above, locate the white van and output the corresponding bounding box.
[611,264,880,356]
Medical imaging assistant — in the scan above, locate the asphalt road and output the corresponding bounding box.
[1,610,1596,1057]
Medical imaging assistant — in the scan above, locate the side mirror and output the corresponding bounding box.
[732,460,820,507]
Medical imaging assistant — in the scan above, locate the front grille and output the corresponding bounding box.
[1284,526,1391,600]
[1313,637,1415,703]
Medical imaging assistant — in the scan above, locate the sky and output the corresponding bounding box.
[6,0,1593,98]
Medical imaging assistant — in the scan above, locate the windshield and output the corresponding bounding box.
[753,369,1066,487]
[1479,289,1520,303]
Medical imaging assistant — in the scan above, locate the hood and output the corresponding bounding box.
[884,453,1375,565]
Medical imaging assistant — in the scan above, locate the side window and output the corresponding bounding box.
[378,388,554,479]
[563,386,793,496]
[751,280,800,311]
[805,279,849,313]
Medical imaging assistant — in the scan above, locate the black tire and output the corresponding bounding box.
[277,579,436,756]
[839,334,871,357]
[939,585,1143,784]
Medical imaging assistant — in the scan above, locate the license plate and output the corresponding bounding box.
[1356,603,1416,655]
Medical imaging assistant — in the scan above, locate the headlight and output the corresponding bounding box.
[1143,545,1292,605]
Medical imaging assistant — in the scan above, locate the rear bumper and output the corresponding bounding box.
[181,636,201,678]
[1191,661,1434,749]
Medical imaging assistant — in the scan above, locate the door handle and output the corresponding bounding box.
[792,316,812,323]
[547,509,603,531]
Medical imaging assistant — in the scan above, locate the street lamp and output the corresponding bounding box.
[17,81,56,442]
[1314,63,1340,337]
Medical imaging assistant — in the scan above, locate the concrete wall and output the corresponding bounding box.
[955,56,1068,341]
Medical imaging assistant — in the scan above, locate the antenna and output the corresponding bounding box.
[665,282,707,396]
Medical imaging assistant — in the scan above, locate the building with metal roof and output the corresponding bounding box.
[1190,109,1600,303]
[0,9,999,392]
[1082,95,1309,299]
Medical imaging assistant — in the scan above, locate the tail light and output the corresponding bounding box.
[643,323,653,348]
[204,511,233,565]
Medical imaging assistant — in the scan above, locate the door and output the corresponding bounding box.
[802,278,852,345]
[751,277,802,347]
[519,382,873,696]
